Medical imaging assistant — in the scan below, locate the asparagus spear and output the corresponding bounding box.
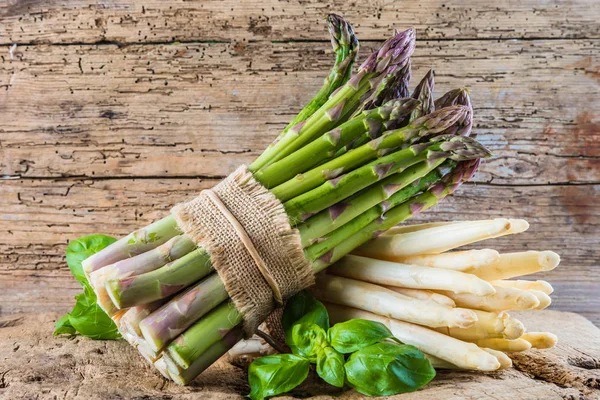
[89,235,196,287]
[166,301,243,369]
[435,88,473,136]
[298,160,451,247]
[254,98,419,188]
[249,28,416,171]
[139,274,229,352]
[82,215,180,274]
[312,157,486,271]
[105,248,213,309]
[167,325,245,385]
[285,135,489,223]
[352,60,412,117]
[280,14,359,136]
[410,69,435,121]
[271,105,470,202]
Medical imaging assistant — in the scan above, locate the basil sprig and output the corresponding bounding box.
[53,234,121,339]
[248,292,435,399]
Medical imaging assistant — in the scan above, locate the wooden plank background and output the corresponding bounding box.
[0,1,599,324]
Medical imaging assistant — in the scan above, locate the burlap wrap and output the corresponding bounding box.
[171,165,314,335]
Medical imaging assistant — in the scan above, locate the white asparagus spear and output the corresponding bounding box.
[482,348,512,369]
[473,338,532,352]
[435,310,525,340]
[470,251,560,281]
[491,279,554,294]
[354,218,517,259]
[153,357,172,379]
[384,218,529,237]
[325,303,500,371]
[330,255,495,296]
[424,354,461,370]
[521,332,558,349]
[394,249,500,272]
[385,287,456,308]
[313,275,478,329]
[529,290,552,310]
[436,286,540,312]
[384,221,461,235]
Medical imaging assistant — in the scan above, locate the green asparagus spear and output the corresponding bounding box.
[254,98,419,188]
[312,158,485,271]
[250,28,416,172]
[271,105,470,202]
[104,248,213,309]
[280,14,359,136]
[139,273,229,352]
[435,88,473,136]
[298,160,453,247]
[166,301,243,369]
[283,138,469,222]
[410,69,435,121]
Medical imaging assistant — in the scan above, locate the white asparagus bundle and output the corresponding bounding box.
[436,286,540,312]
[325,303,501,371]
[313,274,478,329]
[330,255,495,295]
[355,218,528,259]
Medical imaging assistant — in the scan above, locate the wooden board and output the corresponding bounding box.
[1,40,598,184]
[1,310,599,399]
[1,0,599,44]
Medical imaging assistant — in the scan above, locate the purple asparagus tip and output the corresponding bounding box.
[329,202,351,221]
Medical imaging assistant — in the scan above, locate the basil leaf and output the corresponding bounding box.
[54,234,120,339]
[66,234,117,286]
[282,291,329,347]
[248,354,310,400]
[53,314,76,336]
[290,323,328,362]
[329,319,398,353]
[344,342,435,396]
[316,346,345,388]
[66,284,121,339]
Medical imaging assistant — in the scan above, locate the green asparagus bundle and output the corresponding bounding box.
[59,16,492,391]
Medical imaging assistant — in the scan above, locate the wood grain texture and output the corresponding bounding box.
[0,0,599,332]
[1,40,598,184]
[0,0,599,45]
[1,311,599,399]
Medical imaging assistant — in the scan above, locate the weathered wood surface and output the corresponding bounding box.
[1,0,599,45]
[0,0,599,336]
[0,40,598,183]
[1,310,599,399]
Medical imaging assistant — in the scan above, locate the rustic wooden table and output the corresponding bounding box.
[0,1,599,399]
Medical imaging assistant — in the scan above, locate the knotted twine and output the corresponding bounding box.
[171,165,314,335]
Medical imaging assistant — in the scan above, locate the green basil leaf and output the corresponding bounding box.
[282,291,329,347]
[66,234,117,286]
[290,323,328,362]
[53,314,76,336]
[66,285,121,340]
[328,319,398,354]
[55,234,120,340]
[344,342,435,396]
[248,354,310,400]
[316,346,345,388]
